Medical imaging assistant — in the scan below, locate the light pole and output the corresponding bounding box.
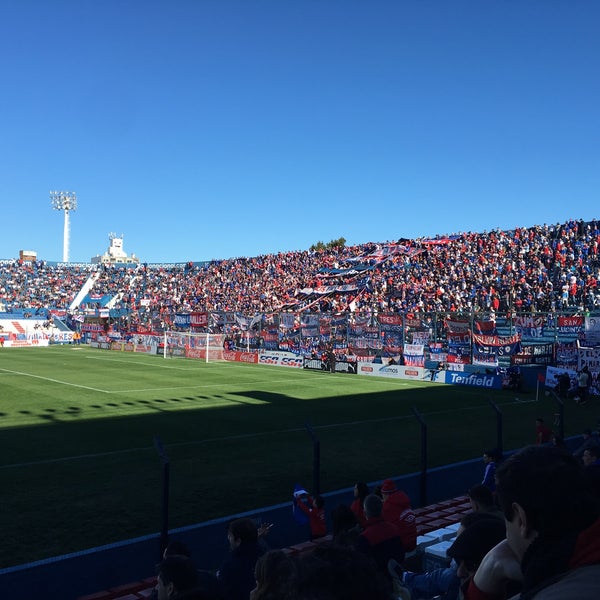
[50,190,77,262]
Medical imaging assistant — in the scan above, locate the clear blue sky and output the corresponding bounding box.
[1,1,598,263]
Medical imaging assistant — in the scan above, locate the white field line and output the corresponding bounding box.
[1,361,371,394]
[0,368,110,393]
[0,400,525,471]
[0,366,335,394]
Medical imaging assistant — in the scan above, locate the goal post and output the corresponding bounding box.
[163,331,226,362]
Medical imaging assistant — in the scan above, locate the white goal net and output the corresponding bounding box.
[163,331,226,362]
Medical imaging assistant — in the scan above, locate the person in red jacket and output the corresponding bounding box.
[380,478,417,552]
[296,493,327,541]
[535,417,552,445]
[356,493,405,579]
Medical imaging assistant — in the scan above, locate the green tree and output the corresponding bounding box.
[310,237,346,252]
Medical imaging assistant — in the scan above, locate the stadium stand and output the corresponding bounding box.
[1,219,599,598]
[1,219,599,318]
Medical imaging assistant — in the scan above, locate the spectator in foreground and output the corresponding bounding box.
[467,484,504,520]
[155,555,199,600]
[291,543,394,600]
[250,549,295,600]
[217,518,264,600]
[469,445,600,599]
[396,511,505,600]
[330,503,361,546]
[446,516,507,599]
[356,494,405,580]
[151,541,224,600]
[573,428,600,460]
[380,478,417,552]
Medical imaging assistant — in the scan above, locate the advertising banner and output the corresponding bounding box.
[223,350,259,364]
[358,363,425,380]
[444,371,503,389]
[258,351,303,368]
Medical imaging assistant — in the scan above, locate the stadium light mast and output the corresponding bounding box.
[50,190,77,262]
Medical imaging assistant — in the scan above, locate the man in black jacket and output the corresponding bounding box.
[217,518,264,600]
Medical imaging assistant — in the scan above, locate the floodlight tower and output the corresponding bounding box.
[50,191,77,262]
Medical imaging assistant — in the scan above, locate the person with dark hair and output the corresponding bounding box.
[331,503,360,546]
[291,542,394,600]
[250,549,295,600]
[468,445,600,599]
[217,518,264,600]
[356,494,405,580]
[573,428,600,460]
[350,481,370,528]
[164,539,192,559]
[151,541,224,600]
[395,512,504,600]
[150,541,196,600]
[446,517,507,597]
[583,444,600,468]
[380,478,417,552]
[155,556,199,600]
[468,484,504,520]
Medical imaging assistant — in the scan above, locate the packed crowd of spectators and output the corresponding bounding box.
[1,219,599,320]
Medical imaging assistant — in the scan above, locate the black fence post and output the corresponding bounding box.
[487,397,503,458]
[549,390,565,441]
[411,407,427,507]
[154,435,170,560]
[305,422,321,496]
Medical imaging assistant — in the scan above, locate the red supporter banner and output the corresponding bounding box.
[474,320,496,334]
[191,312,208,326]
[558,316,584,328]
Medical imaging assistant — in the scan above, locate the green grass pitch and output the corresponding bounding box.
[0,345,593,567]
